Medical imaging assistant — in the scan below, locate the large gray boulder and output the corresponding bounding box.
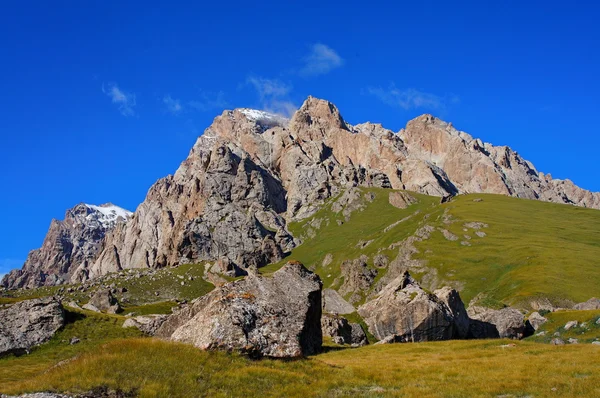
[122,315,168,336]
[527,311,548,331]
[82,289,121,314]
[0,297,65,356]
[434,286,470,339]
[467,306,526,339]
[358,272,460,342]
[321,314,368,347]
[156,261,322,358]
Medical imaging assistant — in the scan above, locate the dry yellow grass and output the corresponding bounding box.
[2,338,599,397]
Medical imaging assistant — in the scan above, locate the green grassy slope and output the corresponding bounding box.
[263,188,600,309]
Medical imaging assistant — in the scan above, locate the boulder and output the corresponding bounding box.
[321,314,368,347]
[84,289,121,314]
[527,311,548,331]
[573,297,600,310]
[0,297,65,356]
[156,261,322,358]
[322,288,355,315]
[388,191,417,209]
[122,315,168,336]
[467,306,526,339]
[434,286,470,339]
[358,272,459,342]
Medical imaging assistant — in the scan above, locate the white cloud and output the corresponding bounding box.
[102,83,136,116]
[367,85,459,111]
[245,76,297,118]
[188,91,228,112]
[163,95,183,115]
[301,43,344,76]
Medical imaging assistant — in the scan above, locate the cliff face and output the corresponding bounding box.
[4,96,599,287]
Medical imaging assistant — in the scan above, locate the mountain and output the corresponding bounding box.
[1,203,132,288]
[3,96,599,289]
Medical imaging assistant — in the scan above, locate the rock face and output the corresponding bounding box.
[467,306,526,339]
[5,96,600,287]
[321,314,368,346]
[122,314,168,335]
[82,289,121,314]
[0,297,65,356]
[156,262,322,358]
[573,297,600,310]
[322,288,355,315]
[527,311,548,331]
[358,272,465,342]
[1,204,131,289]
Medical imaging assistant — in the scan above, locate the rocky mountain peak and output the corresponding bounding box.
[4,96,600,289]
[1,202,132,289]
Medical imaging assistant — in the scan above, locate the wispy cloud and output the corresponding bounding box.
[246,76,297,117]
[367,85,459,111]
[247,77,292,99]
[163,95,183,115]
[188,90,228,112]
[102,83,136,116]
[300,43,344,76]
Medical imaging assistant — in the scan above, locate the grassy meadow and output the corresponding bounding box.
[263,189,600,309]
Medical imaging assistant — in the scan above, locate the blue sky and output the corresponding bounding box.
[1,1,599,278]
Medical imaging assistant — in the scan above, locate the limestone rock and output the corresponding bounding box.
[85,289,121,314]
[338,256,377,303]
[527,311,548,331]
[322,288,355,315]
[321,314,368,347]
[358,272,459,342]
[434,286,470,339]
[0,297,65,356]
[388,191,417,209]
[467,306,526,339]
[122,315,168,335]
[573,297,600,310]
[156,262,322,358]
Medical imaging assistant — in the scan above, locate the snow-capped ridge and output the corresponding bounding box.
[84,203,133,228]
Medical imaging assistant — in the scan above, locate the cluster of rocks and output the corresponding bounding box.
[358,271,527,343]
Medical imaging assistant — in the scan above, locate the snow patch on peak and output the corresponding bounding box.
[85,203,133,228]
[239,108,285,122]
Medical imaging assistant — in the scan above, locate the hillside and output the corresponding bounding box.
[263,189,600,310]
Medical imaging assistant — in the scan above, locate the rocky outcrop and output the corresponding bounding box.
[82,289,121,314]
[573,297,600,310]
[2,204,131,289]
[467,306,526,339]
[388,191,417,209]
[0,297,65,356]
[358,272,464,342]
[338,255,377,304]
[6,96,600,287]
[122,314,168,335]
[321,314,368,346]
[156,262,322,358]
[527,311,548,331]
